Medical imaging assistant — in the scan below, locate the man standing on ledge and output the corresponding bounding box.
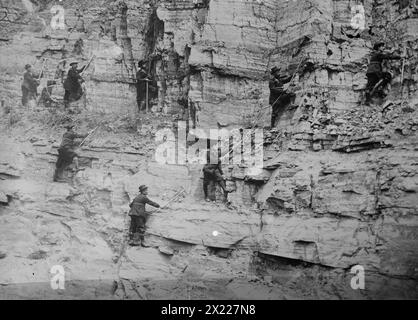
[21,64,41,107]
[63,61,86,108]
[128,185,161,246]
[53,124,88,182]
[136,60,152,112]
[203,162,228,203]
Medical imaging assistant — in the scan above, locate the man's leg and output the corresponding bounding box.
[54,162,67,181]
[54,151,65,181]
[365,73,379,104]
[22,87,28,107]
[29,90,37,104]
[218,180,227,193]
[129,216,139,245]
[65,150,79,174]
[74,85,83,102]
[54,149,74,181]
[64,90,71,108]
[218,180,229,202]
[203,178,210,201]
[136,215,147,246]
[129,216,136,234]
[214,171,229,202]
[380,72,392,95]
[214,171,227,192]
[53,165,62,182]
[137,92,145,112]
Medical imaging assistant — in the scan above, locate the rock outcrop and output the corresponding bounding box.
[0,0,417,299]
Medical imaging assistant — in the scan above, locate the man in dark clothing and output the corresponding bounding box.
[63,61,86,108]
[203,162,228,203]
[128,185,160,246]
[39,80,57,108]
[365,42,402,105]
[399,0,410,11]
[21,64,40,107]
[136,60,152,112]
[53,124,88,182]
[269,66,294,126]
[269,67,284,106]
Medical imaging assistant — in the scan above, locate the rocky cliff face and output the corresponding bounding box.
[0,0,417,299]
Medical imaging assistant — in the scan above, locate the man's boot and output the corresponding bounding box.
[53,169,65,182]
[129,232,141,246]
[128,232,137,246]
[139,233,148,247]
[219,181,229,203]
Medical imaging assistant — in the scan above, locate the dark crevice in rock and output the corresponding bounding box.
[118,1,135,79]
[207,246,231,259]
[254,252,334,270]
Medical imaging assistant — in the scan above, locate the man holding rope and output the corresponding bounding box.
[63,58,94,108]
[21,64,42,107]
[128,185,161,246]
[63,61,86,108]
[203,161,228,203]
[53,123,89,182]
[136,60,153,112]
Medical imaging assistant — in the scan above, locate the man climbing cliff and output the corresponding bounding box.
[21,64,41,107]
[136,60,152,112]
[203,162,228,203]
[128,185,161,246]
[63,61,86,108]
[53,124,88,182]
[365,42,402,105]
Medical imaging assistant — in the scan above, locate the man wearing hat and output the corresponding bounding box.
[128,185,160,246]
[53,123,88,182]
[136,60,152,112]
[63,61,86,108]
[21,64,41,107]
[365,42,402,105]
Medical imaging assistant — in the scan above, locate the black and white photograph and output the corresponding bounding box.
[0,0,417,302]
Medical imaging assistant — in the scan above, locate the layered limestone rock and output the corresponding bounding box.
[0,0,417,299]
[0,0,272,123]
